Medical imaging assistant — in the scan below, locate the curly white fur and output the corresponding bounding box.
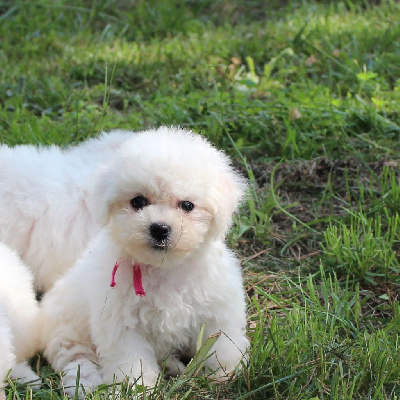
[40,127,249,397]
[0,243,41,397]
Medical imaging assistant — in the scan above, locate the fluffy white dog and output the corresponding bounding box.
[0,131,131,292]
[0,242,41,399]
[40,127,249,397]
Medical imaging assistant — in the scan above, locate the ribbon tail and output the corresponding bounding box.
[133,265,146,297]
[110,261,119,287]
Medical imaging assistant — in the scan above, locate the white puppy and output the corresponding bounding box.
[0,131,131,292]
[41,127,249,397]
[0,242,41,399]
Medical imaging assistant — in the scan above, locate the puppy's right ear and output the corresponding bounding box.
[86,165,115,226]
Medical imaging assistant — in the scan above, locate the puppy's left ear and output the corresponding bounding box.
[86,165,116,226]
[209,166,248,239]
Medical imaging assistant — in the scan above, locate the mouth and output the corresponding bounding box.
[151,241,169,252]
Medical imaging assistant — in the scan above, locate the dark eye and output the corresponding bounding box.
[130,195,149,210]
[179,201,194,213]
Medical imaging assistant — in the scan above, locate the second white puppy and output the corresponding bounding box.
[41,127,249,397]
[0,131,131,292]
[0,243,41,399]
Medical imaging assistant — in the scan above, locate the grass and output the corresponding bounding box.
[1,0,400,398]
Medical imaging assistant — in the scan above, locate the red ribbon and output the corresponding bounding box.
[110,260,146,297]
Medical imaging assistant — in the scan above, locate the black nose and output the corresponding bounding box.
[149,222,171,242]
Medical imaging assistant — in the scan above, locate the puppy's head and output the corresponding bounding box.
[88,127,247,266]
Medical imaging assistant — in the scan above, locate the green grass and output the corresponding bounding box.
[2,0,400,398]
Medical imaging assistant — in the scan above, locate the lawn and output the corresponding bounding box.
[1,0,400,398]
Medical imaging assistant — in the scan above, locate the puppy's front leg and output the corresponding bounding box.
[96,328,160,389]
[203,323,249,379]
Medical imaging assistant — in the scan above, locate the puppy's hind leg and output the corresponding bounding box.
[9,361,41,389]
[41,273,103,398]
[164,355,186,377]
[44,340,101,399]
[42,311,102,398]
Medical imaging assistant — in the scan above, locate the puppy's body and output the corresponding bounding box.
[41,127,249,397]
[42,232,248,393]
[0,242,41,397]
[0,132,130,292]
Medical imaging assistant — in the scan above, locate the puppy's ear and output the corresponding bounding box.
[86,165,116,226]
[209,167,248,239]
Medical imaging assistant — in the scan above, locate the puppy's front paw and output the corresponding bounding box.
[63,373,103,400]
[102,366,159,390]
[62,360,102,399]
[205,334,249,380]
